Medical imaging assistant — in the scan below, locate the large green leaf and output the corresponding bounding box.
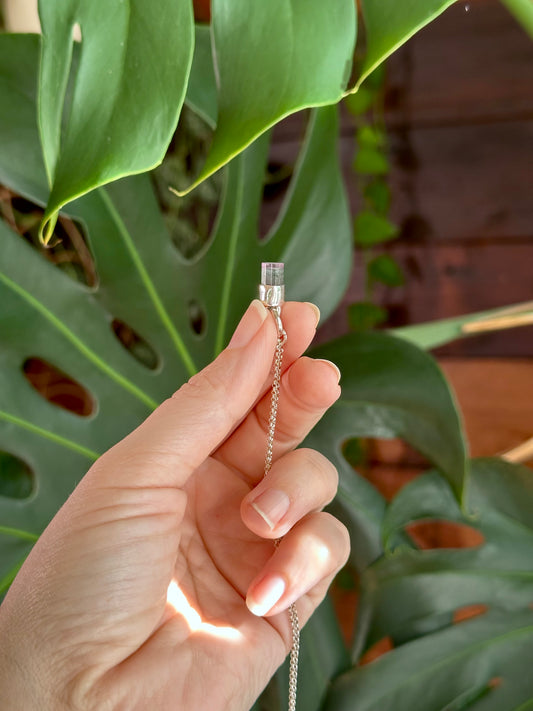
[354,0,457,90]
[325,609,533,711]
[357,459,533,654]
[0,34,352,587]
[185,24,218,129]
[306,332,468,572]
[37,0,194,242]
[179,0,357,193]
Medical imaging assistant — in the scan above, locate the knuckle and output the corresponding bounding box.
[321,512,351,568]
[182,366,228,401]
[294,448,339,502]
[176,365,234,421]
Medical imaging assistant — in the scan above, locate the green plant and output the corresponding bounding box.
[344,64,403,333]
[1,1,533,709]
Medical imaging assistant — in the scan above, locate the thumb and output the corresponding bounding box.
[91,300,277,488]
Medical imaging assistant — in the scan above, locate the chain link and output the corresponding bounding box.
[263,309,299,711]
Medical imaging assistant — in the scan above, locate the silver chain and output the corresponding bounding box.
[263,309,300,711]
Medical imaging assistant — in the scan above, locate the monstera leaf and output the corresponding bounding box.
[180,0,357,193]
[355,0,458,89]
[325,608,533,711]
[308,332,468,572]
[38,0,194,242]
[330,459,533,709]
[0,33,352,590]
[359,459,533,648]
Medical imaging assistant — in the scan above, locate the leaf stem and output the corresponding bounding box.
[0,526,39,542]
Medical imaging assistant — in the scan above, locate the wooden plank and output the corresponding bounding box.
[385,0,533,128]
[385,121,533,242]
[315,242,533,357]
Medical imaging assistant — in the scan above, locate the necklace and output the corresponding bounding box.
[259,262,300,711]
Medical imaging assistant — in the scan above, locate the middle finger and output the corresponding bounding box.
[214,356,341,482]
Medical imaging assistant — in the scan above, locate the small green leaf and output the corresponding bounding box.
[357,125,386,149]
[354,146,389,176]
[348,302,388,332]
[344,86,375,116]
[364,180,391,214]
[368,254,404,287]
[354,211,398,246]
[37,0,194,242]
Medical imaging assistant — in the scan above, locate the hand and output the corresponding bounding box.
[0,300,349,711]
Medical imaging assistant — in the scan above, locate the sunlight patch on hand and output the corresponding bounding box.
[166,580,242,641]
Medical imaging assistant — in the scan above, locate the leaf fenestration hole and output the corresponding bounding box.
[343,437,430,501]
[22,357,95,417]
[152,106,222,260]
[406,520,485,550]
[188,300,206,336]
[111,319,159,370]
[258,113,308,242]
[359,636,394,666]
[0,451,34,499]
[0,187,97,287]
[453,604,489,625]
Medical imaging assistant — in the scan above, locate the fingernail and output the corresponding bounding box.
[305,302,321,326]
[247,575,286,617]
[228,300,268,349]
[316,359,341,384]
[250,489,290,530]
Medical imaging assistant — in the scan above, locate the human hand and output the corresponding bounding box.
[0,300,349,711]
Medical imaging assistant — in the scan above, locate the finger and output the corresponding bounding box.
[89,300,320,490]
[265,301,321,382]
[91,299,277,488]
[240,448,338,538]
[216,356,341,482]
[245,512,350,618]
